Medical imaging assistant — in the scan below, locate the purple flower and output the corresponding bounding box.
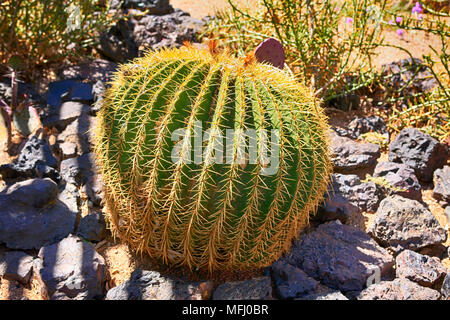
[412,2,423,14]
[346,17,354,24]
[389,19,394,25]
[396,29,404,36]
[396,17,403,24]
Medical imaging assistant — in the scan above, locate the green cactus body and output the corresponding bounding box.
[94,46,331,272]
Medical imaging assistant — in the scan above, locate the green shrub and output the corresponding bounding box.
[0,0,115,73]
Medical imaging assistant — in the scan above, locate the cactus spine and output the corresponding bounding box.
[94,46,331,272]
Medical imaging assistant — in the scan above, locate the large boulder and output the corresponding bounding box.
[36,235,106,300]
[357,278,441,300]
[285,220,394,293]
[0,178,77,250]
[106,269,213,300]
[388,128,447,182]
[368,196,447,252]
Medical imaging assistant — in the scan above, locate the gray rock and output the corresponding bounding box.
[59,141,78,160]
[42,101,90,130]
[106,269,212,300]
[368,196,447,252]
[60,153,97,186]
[330,132,380,175]
[334,116,388,140]
[0,135,60,182]
[332,173,383,213]
[0,178,77,249]
[388,128,447,182]
[58,182,80,214]
[298,291,349,300]
[373,161,422,201]
[82,172,104,207]
[433,166,450,205]
[98,19,138,63]
[441,274,450,299]
[285,220,394,293]
[0,251,34,284]
[212,277,272,300]
[357,278,441,300]
[60,153,102,206]
[270,260,318,299]
[316,192,360,225]
[395,250,447,288]
[36,235,106,300]
[77,211,107,242]
[98,9,202,63]
[57,113,97,157]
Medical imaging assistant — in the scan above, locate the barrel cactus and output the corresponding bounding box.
[94,45,331,272]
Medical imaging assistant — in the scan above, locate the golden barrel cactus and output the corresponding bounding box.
[94,46,331,272]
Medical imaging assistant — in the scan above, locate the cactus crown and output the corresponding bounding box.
[94,46,331,272]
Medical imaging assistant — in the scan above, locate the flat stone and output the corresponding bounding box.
[368,196,447,252]
[46,80,93,108]
[36,235,106,300]
[0,178,77,250]
[212,277,272,300]
[57,114,97,157]
[395,250,447,288]
[388,128,447,182]
[433,166,450,205]
[106,269,213,300]
[270,260,318,299]
[0,251,34,284]
[285,220,394,293]
[373,161,422,201]
[357,278,441,300]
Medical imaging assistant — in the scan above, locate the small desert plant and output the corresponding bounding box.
[379,4,449,142]
[204,0,385,101]
[0,0,116,76]
[94,46,332,272]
